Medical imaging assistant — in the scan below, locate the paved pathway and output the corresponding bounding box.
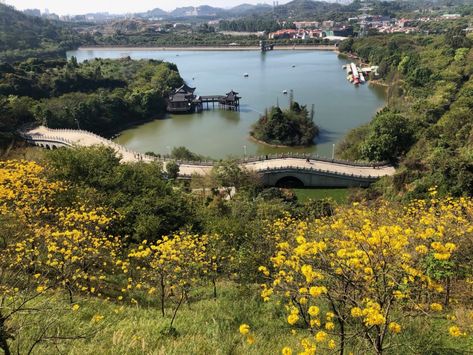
[24,126,396,178]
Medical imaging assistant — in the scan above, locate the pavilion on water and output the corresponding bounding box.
[218,90,241,111]
[166,85,240,113]
[166,84,200,113]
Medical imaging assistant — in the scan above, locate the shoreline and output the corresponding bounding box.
[249,135,314,149]
[76,45,338,52]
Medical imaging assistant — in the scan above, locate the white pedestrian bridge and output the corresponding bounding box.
[21,126,396,187]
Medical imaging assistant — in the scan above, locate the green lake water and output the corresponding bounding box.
[67,49,386,159]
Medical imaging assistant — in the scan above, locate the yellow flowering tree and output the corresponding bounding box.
[260,195,473,354]
[128,232,218,329]
[0,160,125,354]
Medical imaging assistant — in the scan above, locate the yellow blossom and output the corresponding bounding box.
[239,324,250,335]
[388,322,401,334]
[282,347,292,355]
[314,331,327,343]
[430,303,443,312]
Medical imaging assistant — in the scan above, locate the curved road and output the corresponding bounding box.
[24,126,396,178]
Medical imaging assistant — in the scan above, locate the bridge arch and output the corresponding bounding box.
[275,176,305,188]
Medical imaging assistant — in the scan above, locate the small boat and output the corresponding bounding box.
[244,73,249,77]
[292,65,296,68]
[283,90,288,94]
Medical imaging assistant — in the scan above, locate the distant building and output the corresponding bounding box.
[268,29,298,39]
[322,20,335,29]
[333,26,353,37]
[293,21,319,29]
[442,14,461,20]
[23,9,41,17]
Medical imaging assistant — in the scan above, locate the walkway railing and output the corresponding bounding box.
[20,127,392,179]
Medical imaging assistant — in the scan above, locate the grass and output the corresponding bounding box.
[293,188,349,203]
[7,282,473,355]
[8,283,300,355]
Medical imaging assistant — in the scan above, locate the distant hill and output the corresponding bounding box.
[136,7,168,19]
[0,3,83,61]
[227,3,273,16]
[133,0,358,21]
[273,0,349,20]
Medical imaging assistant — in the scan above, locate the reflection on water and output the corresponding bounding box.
[68,49,386,158]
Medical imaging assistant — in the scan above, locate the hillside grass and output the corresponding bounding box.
[9,282,472,355]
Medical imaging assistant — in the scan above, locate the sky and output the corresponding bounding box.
[3,0,291,15]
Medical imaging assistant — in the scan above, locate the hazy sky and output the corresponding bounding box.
[4,0,290,14]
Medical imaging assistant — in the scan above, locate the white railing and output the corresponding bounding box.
[20,127,392,179]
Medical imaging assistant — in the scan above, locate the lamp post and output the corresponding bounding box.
[332,143,335,160]
[243,145,247,158]
[166,146,171,158]
[74,118,80,130]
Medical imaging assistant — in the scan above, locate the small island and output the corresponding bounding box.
[250,102,319,147]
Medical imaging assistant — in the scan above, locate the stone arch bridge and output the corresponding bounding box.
[21,126,395,188]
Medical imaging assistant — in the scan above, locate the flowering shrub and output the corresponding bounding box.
[260,193,473,353]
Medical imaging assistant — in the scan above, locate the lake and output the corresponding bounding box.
[67,49,386,159]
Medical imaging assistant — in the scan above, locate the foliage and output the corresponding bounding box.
[46,146,199,243]
[360,108,414,163]
[259,191,473,354]
[0,57,183,137]
[0,4,84,62]
[1,157,473,353]
[219,16,289,32]
[127,232,219,327]
[251,102,319,147]
[171,146,206,161]
[0,160,123,353]
[165,160,180,180]
[338,33,473,197]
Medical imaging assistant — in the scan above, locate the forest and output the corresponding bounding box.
[337,30,473,198]
[0,57,183,147]
[0,4,85,62]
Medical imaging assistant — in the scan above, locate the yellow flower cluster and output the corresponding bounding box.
[0,160,123,300]
[258,196,473,354]
[128,232,220,313]
[238,324,255,345]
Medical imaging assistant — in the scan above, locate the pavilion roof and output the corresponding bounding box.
[225,90,240,100]
[174,83,196,94]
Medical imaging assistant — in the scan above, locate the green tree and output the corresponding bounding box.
[360,109,414,162]
[166,160,180,180]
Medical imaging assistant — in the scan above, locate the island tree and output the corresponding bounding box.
[250,102,319,147]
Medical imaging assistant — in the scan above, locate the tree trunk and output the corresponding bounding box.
[160,275,165,317]
[170,291,185,329]
[444,276,451,307]
[0,317,11,355]
[339,319,345,355]
[375,329,383,355]
[212,277,217,299]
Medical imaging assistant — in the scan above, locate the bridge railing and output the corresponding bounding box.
[240,153,389,168]
[257,165,381,180]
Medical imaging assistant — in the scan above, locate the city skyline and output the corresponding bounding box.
[4,0,294,15]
